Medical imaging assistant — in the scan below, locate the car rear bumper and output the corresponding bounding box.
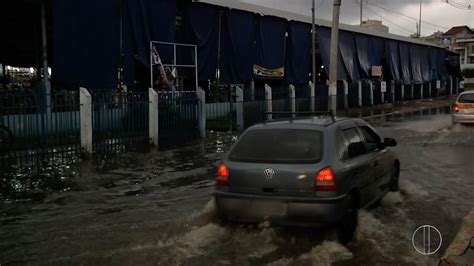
[214,190,347,227]
[452,113,474,123]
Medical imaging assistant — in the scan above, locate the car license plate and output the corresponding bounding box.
[464,109,474,113]
[251,201,287,217]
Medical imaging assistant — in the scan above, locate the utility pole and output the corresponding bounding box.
[41,2,49,87]
[360,0,363,24]
[312,0,316,88]
[329,0,341,115]
[418,0,422,38]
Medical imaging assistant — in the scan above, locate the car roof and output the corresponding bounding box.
[459,90,474,96]
[248,116,362,130]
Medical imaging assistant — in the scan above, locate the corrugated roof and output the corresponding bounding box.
[195,0,444,48]
[443,26,474,36]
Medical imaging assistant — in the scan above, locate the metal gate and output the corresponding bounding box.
[205,85,237,131]
[158,91,200,149]
[0,90,81,168]
[91,91,149,154]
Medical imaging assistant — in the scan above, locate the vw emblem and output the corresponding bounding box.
[264,168,275,180]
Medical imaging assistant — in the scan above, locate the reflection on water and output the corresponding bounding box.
[0,131,238,205]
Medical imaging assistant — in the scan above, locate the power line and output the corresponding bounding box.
[443,0,472,10]
[367,2,449,30]
[363,5,415,35]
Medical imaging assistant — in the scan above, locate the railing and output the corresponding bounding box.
[91,91,149,154]
[158,91,200,148]
[205,77,458,132]
[0,90,81,168]
[0,88,203,168]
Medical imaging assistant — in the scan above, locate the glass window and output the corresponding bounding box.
[228,129,323,164]
[342,128,365,159]
[359,126,381,152]
[459,93,474,103]
[336,129,348,160]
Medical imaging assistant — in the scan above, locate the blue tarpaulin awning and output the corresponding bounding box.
[419,45,431,82]
[398,42,412,84]
[285,21,311,85]
[220,9,255,84]
[184,3,219,80]
[409,44,423,83]
[315,26,346,80]
[53,0,122,90]
[386,40,401,82]
[254,16,287,79]
[339,31,360,81]
[354,34,385,79]
[52,0,176,90]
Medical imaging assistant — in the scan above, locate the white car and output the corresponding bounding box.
[452,90,474,124]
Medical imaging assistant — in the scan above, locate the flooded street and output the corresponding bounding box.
[1,113,473,265]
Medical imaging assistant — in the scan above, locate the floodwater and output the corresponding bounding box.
[1,110,473,265]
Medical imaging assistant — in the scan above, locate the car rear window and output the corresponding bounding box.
[459,93,474,103]
[228,129,323,164]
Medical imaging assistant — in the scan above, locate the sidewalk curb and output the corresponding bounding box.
[439,209,474,266]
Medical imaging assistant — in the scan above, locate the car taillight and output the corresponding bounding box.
[453,104,460,113]
[215,164,229,186]
[315,167,337,191]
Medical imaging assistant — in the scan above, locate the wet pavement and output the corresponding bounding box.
[1,108,473,265]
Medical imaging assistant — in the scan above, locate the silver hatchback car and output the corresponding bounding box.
[452,90,474,124]
[214,116,399,243]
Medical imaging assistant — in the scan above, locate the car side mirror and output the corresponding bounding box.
[348,142,366,158]
[383,138,397,147]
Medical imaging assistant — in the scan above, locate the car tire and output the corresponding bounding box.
[337,194,358,245]
[389,166,400,192]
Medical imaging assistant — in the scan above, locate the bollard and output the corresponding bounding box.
[309,81,315,112]
[289,84,296,118]
[358,80,362,107]
[411,84,414,100]
[197,87,206,138]
[420,83,424,100]
[79,87,92,157]
[449,76,453,95]
[391,80,395,103]
[381,80,386,104]
[369,81,374,105]
[250,79,255,101]
[401,84,405,101]
[148,88,159,146]
[455,77,459,94]
[343,80,348,110]
[428,82,432,98]
[236,86,244,131]
[265,84,272,120]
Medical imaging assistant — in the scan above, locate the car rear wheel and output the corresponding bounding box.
[337,194,358,245]
[389,166,400,192]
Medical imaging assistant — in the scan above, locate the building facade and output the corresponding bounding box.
[360,20,389,33]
